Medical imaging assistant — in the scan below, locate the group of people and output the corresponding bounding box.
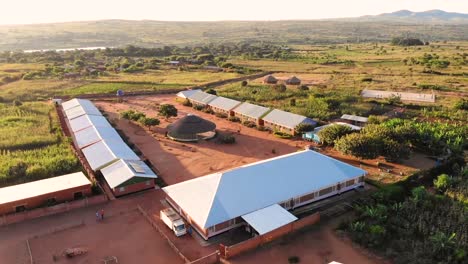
[95,209,105,221]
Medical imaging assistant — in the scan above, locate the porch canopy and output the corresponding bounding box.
[241,204,297,235]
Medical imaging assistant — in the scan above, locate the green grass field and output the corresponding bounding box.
[0,102,80,187]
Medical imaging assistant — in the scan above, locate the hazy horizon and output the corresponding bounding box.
[1,0,467,26]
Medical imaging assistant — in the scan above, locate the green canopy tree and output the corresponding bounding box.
[317,124,353,145]
[159,104,178,119]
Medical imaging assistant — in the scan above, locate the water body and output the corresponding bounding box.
[23,46,110,53]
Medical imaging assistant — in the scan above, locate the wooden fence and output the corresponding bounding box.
[219,212,320,259]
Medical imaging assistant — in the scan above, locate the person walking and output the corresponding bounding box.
[95,211,100,221]
[100,209,105,220]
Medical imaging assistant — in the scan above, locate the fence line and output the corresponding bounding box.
[188,251,220,264]
[26,239,33,264]
[136,205,191,263]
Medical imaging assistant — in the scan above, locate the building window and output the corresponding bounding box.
[345,179,355,187]
[119,187,126,192]
[318,187,333,196]
[74,191,83,200]
[15,205,26,213]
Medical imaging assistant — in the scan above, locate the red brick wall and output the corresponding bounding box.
[222,212,320,259]
[0,185,91,215]
[112,180,154,197]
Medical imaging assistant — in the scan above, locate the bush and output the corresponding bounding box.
[182,99,192,107]
[193,104,204,111]
[13,100,23,106]
[206,88,217,95]
[434,174,452,191]
[295,123,315,134]
[273,84,287,92]
[241,80,248,87]
[289,98,296,106]
[202,108,214,114]
[273,131,293,139]
[317,124,353,145]
[139,117,160,128]
[257,126,268,131]
[215,112,228,118]
[243,120,257,128]
[159,104,178,118]
[228,116,241,123]
[217,134,236,144]
[361,77,373,82]
[298,85,309,91]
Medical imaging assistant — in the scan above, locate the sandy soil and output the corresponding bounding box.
[230,216,385,264]
[29,209,184,264]
[96,95,305,185]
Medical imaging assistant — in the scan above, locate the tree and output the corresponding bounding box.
[140,117,160,130]
[241,80,248,87]
[335,133,382,159]
[74,60,85,68]
[411,186,428,202]
[13,100,22,106]
[317,124,353,145]
[289,98,296,106]
[206,89,217,95]
[159,104,178,118]
[295,123,315,134]
[454,99,468,110]
[434,174,452,191]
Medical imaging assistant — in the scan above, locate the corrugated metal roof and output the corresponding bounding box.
[176,89,201,99]
[313,122,362,133]
[0,172,90,204]
[82,139,139,171]
[163,150,366,228]
[242,204,297,235]
[263,109,316,129]
[69,115,112,133]
[232,102,270,119]
[341,114,368,123]
[208,96,242,111]
[74,126,122,149]
[101,159,157,188]
[62,98,90,111]
[64,103,102,120]
[187,91,218,105]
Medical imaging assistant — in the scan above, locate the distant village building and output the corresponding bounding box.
[285,76,301,85]
[163,150,366,240]
[340,114,368,127]
[186,91,218,107]
[263,75,278,84]
[176,89,202,101]
[262,109,316,135]
[0,172,91,215]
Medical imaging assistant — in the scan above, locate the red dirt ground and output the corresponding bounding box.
[95,95,305,185]
[229,216,387,264]
[29,209,184,264]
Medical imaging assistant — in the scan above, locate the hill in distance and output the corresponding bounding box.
[0,10,467,51]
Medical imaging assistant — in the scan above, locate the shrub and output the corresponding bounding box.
[182,99,192,107]
[290,98,296,106]
[361,77,373,82]
[228,116,240,123]
[243,120,257,128]
[298,85,309,91]
[206,88,217,95]
[193,104,204,111]
[434,174,452,191]
[217,134,236,144]
[159,104,178,118]
[273,131,293,139]
[257,126,268,131]
[120,110,145,121]
[215,112,228,118]
[202,108,214,114]
[241,80,248,87]
[295,123,315,134]
[139,117,160,128]
[274,84,287,92]
[13,100,23,106]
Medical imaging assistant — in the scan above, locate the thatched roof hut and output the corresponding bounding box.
[263,75,278,84]
[285,76,301,85]
[167,114,216,142]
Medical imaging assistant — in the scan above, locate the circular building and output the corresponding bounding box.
[167,114,216,142]
[285,76,301,85]
[263,75,278,84]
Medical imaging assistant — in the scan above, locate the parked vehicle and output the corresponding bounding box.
[160,208,187,236]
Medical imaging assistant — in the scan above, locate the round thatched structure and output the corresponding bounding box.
[286,76,301,85]
[167,114,216,142]
[263,75,278,84]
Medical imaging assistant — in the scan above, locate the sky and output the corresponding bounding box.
[1,0,467,25]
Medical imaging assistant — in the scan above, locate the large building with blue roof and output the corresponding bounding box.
[163,149,366,240]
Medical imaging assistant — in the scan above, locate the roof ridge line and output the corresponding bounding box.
[202,172,224,228]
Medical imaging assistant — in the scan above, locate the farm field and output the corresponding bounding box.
[0,102,80,187]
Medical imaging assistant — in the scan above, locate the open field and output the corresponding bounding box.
[0,102,80,187]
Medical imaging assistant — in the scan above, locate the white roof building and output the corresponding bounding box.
[163,150,366,229]
[101,159,157,188]
[0,172,90,205]
[68,115,112,133]
[341,114,368,124]
[64,100,102,120]
[313,122,362,133]
[62,98,94,111]
[176,89,202,99]
[208,96,242,111]
[232,102,270,119]
[187,91,218,105]
[82,139,139,171]
[263,109,316,129]
[74,126,123,149]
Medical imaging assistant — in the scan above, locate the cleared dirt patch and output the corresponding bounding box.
[29,210,184,264]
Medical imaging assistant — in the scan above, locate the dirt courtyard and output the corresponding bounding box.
[95,95,305,185]
[29,209,184,264]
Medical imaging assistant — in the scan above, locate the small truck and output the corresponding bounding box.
[160,208,187,237]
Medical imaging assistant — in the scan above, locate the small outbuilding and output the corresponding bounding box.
[100,159,157,197]
[263,75,278,84]
[285,76,301,85]
[167,114,216,142]
[340,114,368,127]
[0,172,91,215]
[303,122,362,143]
[176,89,202,100]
